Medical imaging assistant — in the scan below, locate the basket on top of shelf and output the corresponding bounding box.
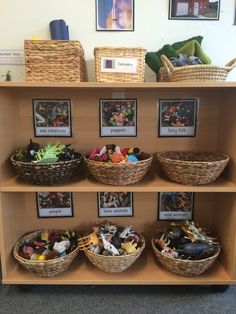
[94,47,147,82]
[10,141,83,185]
[78,223,146,273]
[84,152,153,186]
[157,151,230,186]
[13,229,80,277]
[157,54,236,82]
[151,237,220,277]
[25,40,87,82]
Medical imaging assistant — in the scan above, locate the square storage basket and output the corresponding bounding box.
[25,40,87,82]
[94,47,146,82]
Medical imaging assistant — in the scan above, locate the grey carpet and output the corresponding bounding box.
[0,283,236,314]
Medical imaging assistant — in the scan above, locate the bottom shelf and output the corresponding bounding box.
[2,251,235,285]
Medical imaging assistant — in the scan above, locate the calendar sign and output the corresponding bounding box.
[0,50,24,65]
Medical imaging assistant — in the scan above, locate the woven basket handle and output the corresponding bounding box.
[160,55,174,75]
[225,58,236,69]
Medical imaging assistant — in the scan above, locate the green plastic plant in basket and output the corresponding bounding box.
[33,143,65,164]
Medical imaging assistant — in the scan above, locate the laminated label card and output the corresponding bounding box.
[158,192,194,221]
[33,99,72,137]
[36,192,73,218]
[101,57,137,73]
[158,99,198,137]
[100,98,137,137]
[98,192,133,217]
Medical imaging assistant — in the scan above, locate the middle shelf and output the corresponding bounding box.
[1,173,236,192]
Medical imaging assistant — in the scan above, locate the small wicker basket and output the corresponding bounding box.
[94,47,147,82]
[83,235,145,273]
[151,237,220,277]
[157,54,236,82]
[157,151,229,185]
[25,40,87,82]
[84,153,153,186]
[13,229,80,277]
[10,154,82,185]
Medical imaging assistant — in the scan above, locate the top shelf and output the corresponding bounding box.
[1,81,236,89]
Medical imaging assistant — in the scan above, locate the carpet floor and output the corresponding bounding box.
[0,283,236,314]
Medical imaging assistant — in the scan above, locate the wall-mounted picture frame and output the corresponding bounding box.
[98,192,133,217]
[96,0,134,31]
[169,0,220,20]
[158,99,198,137]
[33,99,72,137]
[36,192,73,218]
[158,192,194,221]
[100,98,137,137]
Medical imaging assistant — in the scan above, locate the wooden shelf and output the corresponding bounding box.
[1,173,236,192]
[3,251,233,285]
[1,81,236,90]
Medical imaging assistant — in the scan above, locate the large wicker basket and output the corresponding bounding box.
[151,237,220,277]
[157,54,236,82]
[84,235,145,273]
[13,229,80,277]
[25,40,87,82]
[10,154,82,185]
[94,47,146,82]
[157,151,229,185]
[84,153,153,185]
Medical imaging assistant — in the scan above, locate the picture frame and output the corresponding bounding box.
[36,192,74,218]
[158,192,194,221]
[96,0,134,31]
[99,98,137,137]
[97,192,134,217]
[169,0,220,20]
[33,99,72,137]
[158,99,198,137]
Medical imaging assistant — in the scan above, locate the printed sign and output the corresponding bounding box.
[0,50,24,64]
[33,99,72,137]
[36,192,73,218]
[158,192,194,221]
[101,57,137,73]
[159,99,198,137]
[100,99,137,137]
[98,192,133,217]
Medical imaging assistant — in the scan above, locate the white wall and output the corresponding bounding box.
[1,0,236,81]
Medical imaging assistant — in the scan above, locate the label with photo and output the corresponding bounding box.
[101,57,137,73]
[98,192,133,217]
[159,99,198,137]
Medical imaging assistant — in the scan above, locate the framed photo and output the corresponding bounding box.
[36,192,73,218]
[98,192,133,217]
[100,99,137,137]
[96,0,134,31]
[169,0,220,20]
[158,99,198,137]
[158,192,194,221]
[33,99,72,137]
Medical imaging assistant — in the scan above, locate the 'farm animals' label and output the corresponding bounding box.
[101,57,138,74]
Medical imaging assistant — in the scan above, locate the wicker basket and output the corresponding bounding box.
[94,47,146,82]
[157,55,236,82]
[157,151,229,185]
[151,237,220,277]
[10,154,82,185]
[84,235,145,273]
[25,40,87,82]
[84,153,153,185]
[13,229,80,277]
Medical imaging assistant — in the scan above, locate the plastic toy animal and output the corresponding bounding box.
[121,240,139,254]
[120,226,135,239]
[100,234,119,256]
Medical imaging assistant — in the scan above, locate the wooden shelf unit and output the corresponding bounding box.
[0,82,236,285]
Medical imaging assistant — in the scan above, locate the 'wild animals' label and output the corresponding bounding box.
[101,57,138,74]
